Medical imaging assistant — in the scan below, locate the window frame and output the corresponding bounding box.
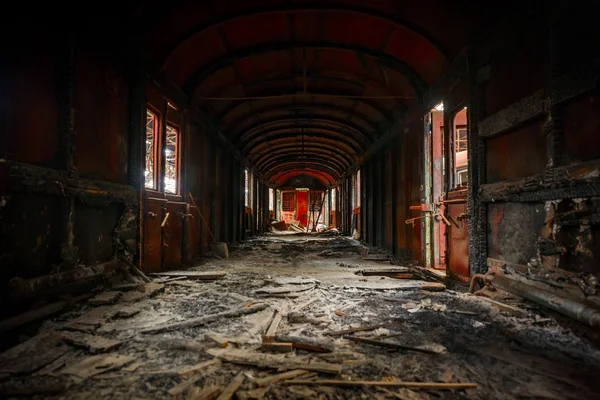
[164,122,180,195]
[144,107,160,191]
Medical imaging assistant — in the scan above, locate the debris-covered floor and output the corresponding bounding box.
[2,233,600,399]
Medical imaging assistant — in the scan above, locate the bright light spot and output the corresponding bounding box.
[434,102,444,111]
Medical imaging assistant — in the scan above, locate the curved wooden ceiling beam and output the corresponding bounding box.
[241,130,360,155]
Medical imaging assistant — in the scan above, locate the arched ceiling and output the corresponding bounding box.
[142,0,493,186]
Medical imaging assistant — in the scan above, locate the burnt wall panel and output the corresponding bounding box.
[74,203,122,265]
[485,120,547,183]
[75,48,130,183]
[487,202,545,265]
[4,35,60,166]
[0,194,67,281]
[563,92,600,162]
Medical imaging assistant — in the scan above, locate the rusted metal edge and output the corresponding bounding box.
[479,159,600,202]
[479,57,600,138]
[4,161,138,206]
[8,259,121,298]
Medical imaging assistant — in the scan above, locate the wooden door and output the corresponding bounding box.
[447,189,469,282]
[296,191,308,227]
[143,197,166,272]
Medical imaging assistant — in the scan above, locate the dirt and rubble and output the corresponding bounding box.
[1,233,600,399]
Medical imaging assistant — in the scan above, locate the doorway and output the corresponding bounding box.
[419,103,470,282]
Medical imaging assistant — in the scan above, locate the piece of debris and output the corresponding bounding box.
[168,377,200,396]
[33,349,83,376]
[262,303,288,343]
[255,369,309,387]
[324,322,401,337]
[283,379,477,389]
[401,298,447,313]
[205,333,229,348]
[334,310,345,317]
[288,386,318,397]
[344,336,446,355]
[287,312,330,325]
[420,282,447,292]
[473,295,529,317]
[216,371,245,400]
[60,354,136,378]
[88,291,121,305]
[261,342,294,353]
[141,303,269,334]
[60,331,122,353]
[179,359,221,377]
[148,271,226,281]
[275,335,335,353]
[206,348,342,375]
[243,386,270,399]
[188,384,223,400]
[255,284,315,296]
[290,298,318,312]
[119,282,164,303]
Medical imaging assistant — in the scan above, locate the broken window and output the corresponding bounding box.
[245,169,250,207]
[331,188,337,211]
[269,188,274,211]
[282,192,295,212]
[164,124,179,194]
[352,169,361,209]
[145,109,158,189]
[453,107,468,188]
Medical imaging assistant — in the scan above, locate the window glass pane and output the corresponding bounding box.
[164,125,178,194]
[145,110,156,189]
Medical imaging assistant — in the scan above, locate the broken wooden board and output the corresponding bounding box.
[274,335,335,353]
[205,333,229,348]
[72,305,117,326]
[255,369,309,387]
[206,348,342,375]
[255,284,315,296]
[420,282,447,292]
[88,291,121,306]
[119,282,164,303]
[33,349,83,376]
[179,359,221,377]
[261,342,293,353]
[323,322,401,337]
[60,353,136,378]
[262,302,288,343]
[141,303,269,334]
[290,298,318,312]
[60,331,122,353]
[356,268,411,277]
[269,277,320,286]
[349,281,437,291]
[345,336,446,355]
[188,384,223,400]
[474,296,529,317]
[148,271,226,280]
[216,372,245,400]
[168,377,199,396]
[283,380,477,389]
[0,331,72,375]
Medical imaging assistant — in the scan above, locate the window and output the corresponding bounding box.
[353,169,361,209]
[331,188,336,211]
[245,169,250,207]
[269,188,274,211]
[145,110,158,189]
[455,128,468,152]
[282,192,295,211]
[164,124,179,194]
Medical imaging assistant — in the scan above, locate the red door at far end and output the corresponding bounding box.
[296,191,308,227]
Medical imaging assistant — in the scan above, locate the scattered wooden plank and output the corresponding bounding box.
[290,298,318,312]
[179,359,221,377]
[205,333,229,348]
[344,336,445,355]
[149,272,226,281]
[475,296,529,317]
[274,335,334,353]
[261,342,293,353]
[421,282,447,292]
[283,380,477,389]
[255,369,308,387]
[255,284,315,296]
[244,387,270,399]
[323,322,400,337]
[189,385,223,400]
[119,282,164,303]
[169,377,200,396]
[60,331,122,353]
[108,282,145,292]
[60,354,136,378]
[262,303,288,343]
[141,303,269,334]
[207,348,341,375]
[216,372,245,400]
[89,291,121,305]
[0,334,72,375]
[33,349,83,376]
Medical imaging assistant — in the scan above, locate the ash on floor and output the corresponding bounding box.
[1,234,600,400]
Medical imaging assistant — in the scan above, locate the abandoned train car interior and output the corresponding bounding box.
[2,1,600,399]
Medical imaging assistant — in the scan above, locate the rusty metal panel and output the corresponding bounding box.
[447,190,469,282]
[163,201,184,270]
[143,198,165,272]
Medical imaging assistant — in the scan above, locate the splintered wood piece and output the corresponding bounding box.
[216,372,245,400]
[420,282,447,292]
[262,302,288,343]
[255,369,309,387]
[261,342,293,353]
[291,298,318,312]
[283,380,477,389]
[169,378,199,396]
[60,354,135,378]
[245,387,270,399]
[60,332,122,353]
[33,349,83,376]
[475,296,529,317]
[274,336,334,353]
[190,385,222,400]
[323,322,400,337]
[149,272,226,280]
[141,303,269,334]
[119,283,164,303]
[179,359,221,377]
[344,336,445,355]
[206,348,341,375]
[205,333,229,348]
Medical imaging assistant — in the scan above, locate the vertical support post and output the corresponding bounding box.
[467,42,488,275]
[545,11,566,168]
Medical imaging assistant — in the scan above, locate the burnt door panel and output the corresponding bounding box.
[163,201,185,270]
[447,189,469,282]
[143,198,166,272]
